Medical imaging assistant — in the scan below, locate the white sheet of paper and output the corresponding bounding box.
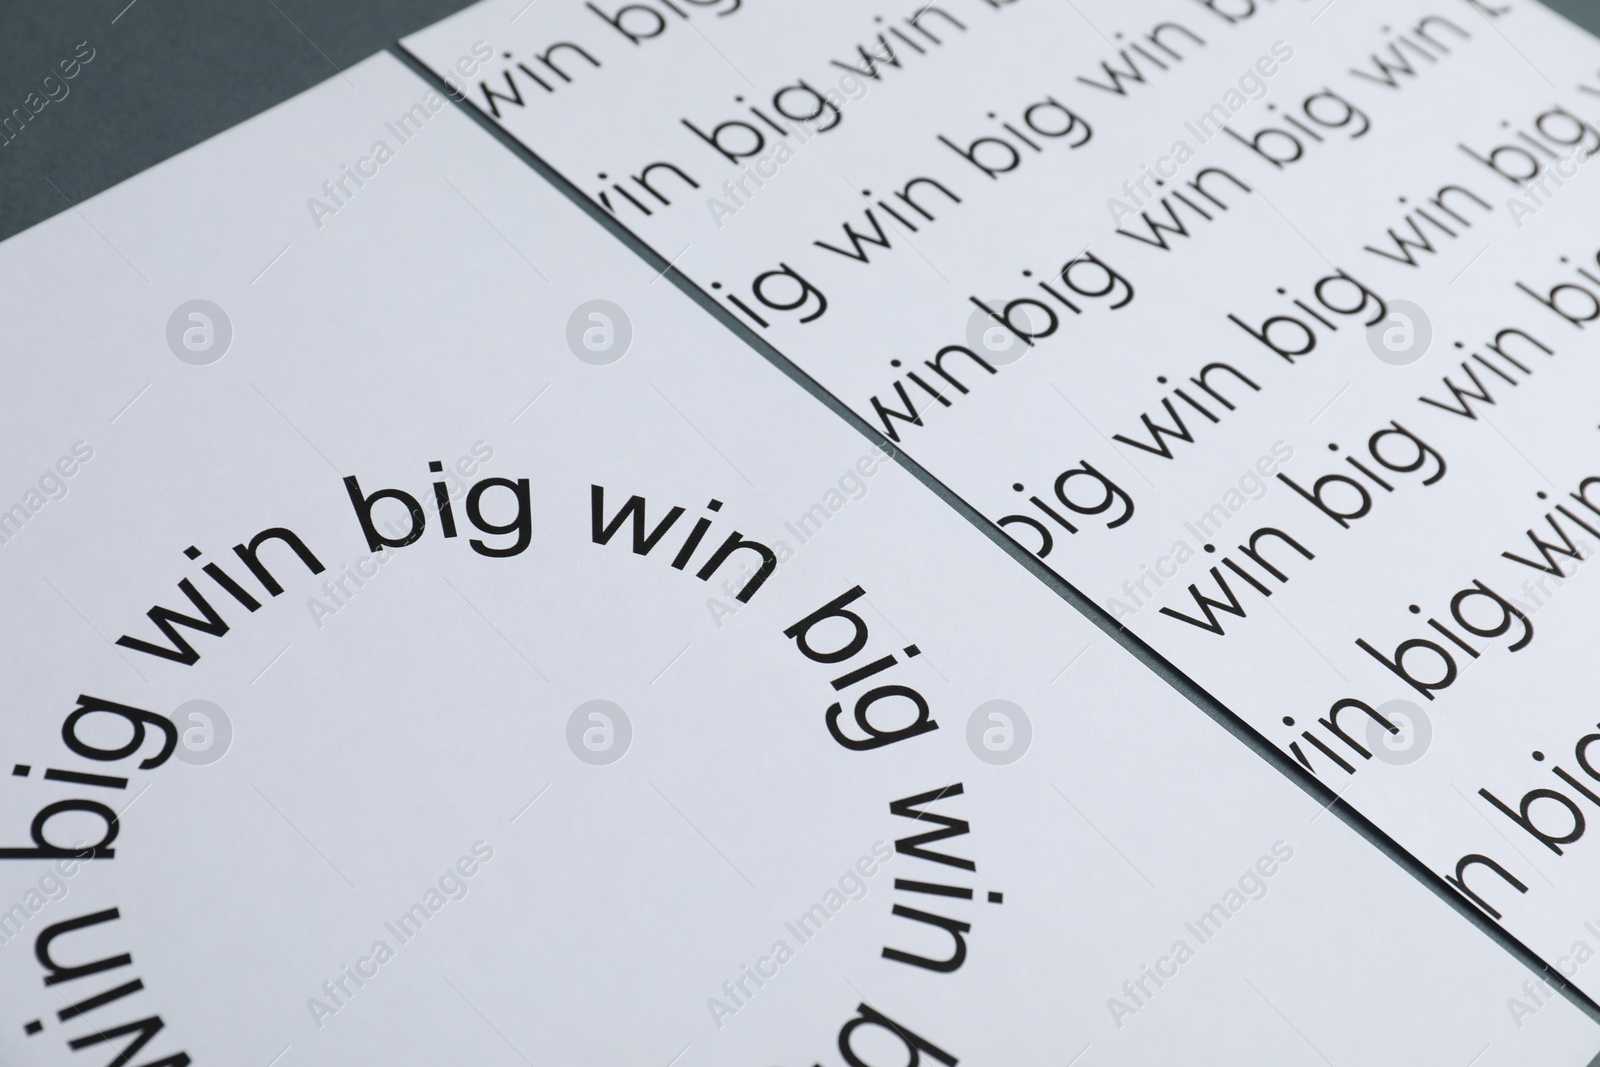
[404,0,1600,1002]
[1,50,1597,1067]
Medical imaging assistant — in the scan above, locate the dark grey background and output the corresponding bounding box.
[0,0,468,241]
[2,0,1599,241]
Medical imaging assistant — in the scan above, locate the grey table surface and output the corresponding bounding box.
[2,0,1599,243]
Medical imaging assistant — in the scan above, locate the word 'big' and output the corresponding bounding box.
[344,465,532,558]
